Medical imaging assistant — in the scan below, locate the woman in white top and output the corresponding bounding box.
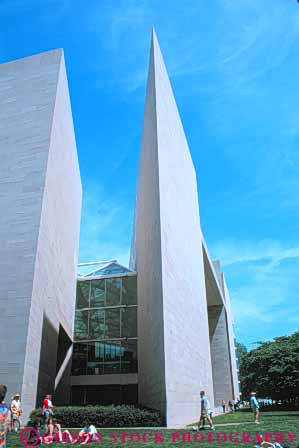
[10,393,22,432]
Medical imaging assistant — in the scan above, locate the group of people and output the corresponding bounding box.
[192,389,261,432]
[0,382,289,448]
[30,393,98,445]
[0,387,22,436]
[221,398,241,413]
[0,385,99,447]
[30,416,98,445]
[0,385,22,448]
[0,384,269,448]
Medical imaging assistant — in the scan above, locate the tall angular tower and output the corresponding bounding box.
[131,30,215,426]
[0,50,82,420]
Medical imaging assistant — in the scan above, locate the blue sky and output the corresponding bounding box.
[1,0,299,348]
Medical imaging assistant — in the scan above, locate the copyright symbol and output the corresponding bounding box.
[19,428,39,447]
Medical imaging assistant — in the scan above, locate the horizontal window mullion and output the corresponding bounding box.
[77,304,137,312]
[74,337,138,343]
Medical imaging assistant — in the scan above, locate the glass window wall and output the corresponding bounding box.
[106,278,121,306]
[121,276,137,305]
[89,310,105,339]
[74,310,89,340]
[76,282,90,309]
[72,274,137,376]
[72,339,137,375]
[90,280,105,308]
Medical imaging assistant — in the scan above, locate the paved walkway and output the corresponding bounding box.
[213,421,255,427]
[183,421,256,430]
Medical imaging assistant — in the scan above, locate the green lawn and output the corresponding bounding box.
[214,410,299,425]
[6,412,299,448]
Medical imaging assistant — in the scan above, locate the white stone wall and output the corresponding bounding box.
[0,50,81,420]
[133,31,214,426]
[208,305,234,406]
[223,276,240,400]
[134,39,167,418]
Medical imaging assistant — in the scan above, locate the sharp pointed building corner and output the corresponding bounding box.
[131,31,239,426]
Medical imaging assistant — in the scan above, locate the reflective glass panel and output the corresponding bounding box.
[106,278,121,306]
[89,310,105,339]
[90,280,105,308]
[72,343,87,375]
[121,307,137,338]
[74,310,89,339]
[105,309,120,338]
[87,342,105,375]
[103,341,121,374]
[121,276,137,305]
[120,339,137,373]
[76,282,89,309]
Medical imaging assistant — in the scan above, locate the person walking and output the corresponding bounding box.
[250,391,260,424]
[234,398,240,411]
[0,385,9,448]
[193,390,215,431]
[221,400,226,413]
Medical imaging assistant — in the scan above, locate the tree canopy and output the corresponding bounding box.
[235,341,247,367]
[238,331,299,401]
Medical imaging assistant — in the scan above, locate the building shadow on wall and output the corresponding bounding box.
[36,315,72,407]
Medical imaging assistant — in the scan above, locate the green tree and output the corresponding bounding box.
[239,331,299,402]
[235,341,247,367]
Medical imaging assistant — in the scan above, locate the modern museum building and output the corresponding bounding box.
[0,30,239,426]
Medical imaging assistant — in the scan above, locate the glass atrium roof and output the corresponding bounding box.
[78,261,133,278]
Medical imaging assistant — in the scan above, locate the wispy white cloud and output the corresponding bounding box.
[212,239,299,346]
[78,182,132,266]
[82,0,299,96]
[211,239,299,268]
